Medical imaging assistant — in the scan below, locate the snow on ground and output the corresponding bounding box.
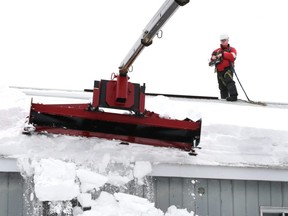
[1,85,288,215]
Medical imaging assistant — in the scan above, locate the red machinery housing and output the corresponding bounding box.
[24,0,202,155]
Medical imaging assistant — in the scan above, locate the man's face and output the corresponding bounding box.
[221,39,229,46]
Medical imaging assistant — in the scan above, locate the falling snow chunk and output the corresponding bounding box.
[77,193,92,208]
[106,173,132,187]
[33,158,79,201]
[133,161,152,185]
[76,168,108,192]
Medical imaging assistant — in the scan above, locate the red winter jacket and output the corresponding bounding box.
[211,44,237,72]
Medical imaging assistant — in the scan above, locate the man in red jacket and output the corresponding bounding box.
[210,34,238,101]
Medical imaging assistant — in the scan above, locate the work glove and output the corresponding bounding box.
[209,57,221,67]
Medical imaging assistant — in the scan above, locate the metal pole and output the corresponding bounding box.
[230,65,251,102]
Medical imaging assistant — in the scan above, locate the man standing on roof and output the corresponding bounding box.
[209,34,238,101]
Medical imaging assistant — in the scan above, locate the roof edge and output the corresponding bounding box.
[150,163,288,182]
[0,158,19,172]
[2,158,288,182]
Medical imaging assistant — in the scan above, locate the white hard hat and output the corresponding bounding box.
[219,33,229,40]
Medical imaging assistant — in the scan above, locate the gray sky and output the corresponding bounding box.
[1,0,288,102]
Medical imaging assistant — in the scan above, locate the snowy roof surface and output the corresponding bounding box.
[1,86,288,170]
[2,86,288,215]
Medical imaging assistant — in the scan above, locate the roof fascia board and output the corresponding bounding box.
[0,158,19,172]
[150,164,288,182]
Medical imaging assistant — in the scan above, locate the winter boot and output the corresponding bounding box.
[226,96,237,101]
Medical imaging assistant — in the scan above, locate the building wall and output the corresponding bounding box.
[153,177,288,216]
[2,171,288,216]
[0,172,24,216]
[0,172,40,216]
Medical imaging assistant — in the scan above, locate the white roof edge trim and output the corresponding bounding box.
[150,164,288,182]
[0,158,20,172]
[2,158,288,182]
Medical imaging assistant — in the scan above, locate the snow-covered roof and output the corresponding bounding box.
[2,86,288,215]
[4,75,288,216]
[1,86,288,170]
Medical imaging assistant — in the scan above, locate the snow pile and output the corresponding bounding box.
[76,192,194,216]
[20,157,194,216]
[146,95,201,121]
[165,206,195,216]
[78,192,195,216]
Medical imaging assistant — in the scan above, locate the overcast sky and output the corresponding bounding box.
[1,0,288,103]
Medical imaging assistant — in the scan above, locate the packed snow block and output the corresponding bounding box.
[165,205,195,216]
[72,206,83,216]
[77,193,92,208]
[133,161,152,185]
[76,168,108,192]
[33,158,79,201]
[92,191,119,212]
[114,192,163,215]
[107,173,132,187]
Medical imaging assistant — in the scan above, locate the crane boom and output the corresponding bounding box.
[25,0,202,156]
[118,0,189,75]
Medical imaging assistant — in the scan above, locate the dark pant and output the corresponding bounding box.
[217,69,238,99]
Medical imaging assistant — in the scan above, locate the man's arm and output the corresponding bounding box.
[209,49,222,66]
[223,47,237,62]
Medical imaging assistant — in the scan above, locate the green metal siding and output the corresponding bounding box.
[2,172,288,216]
[153,177,288,216]
[0,173,24,216]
